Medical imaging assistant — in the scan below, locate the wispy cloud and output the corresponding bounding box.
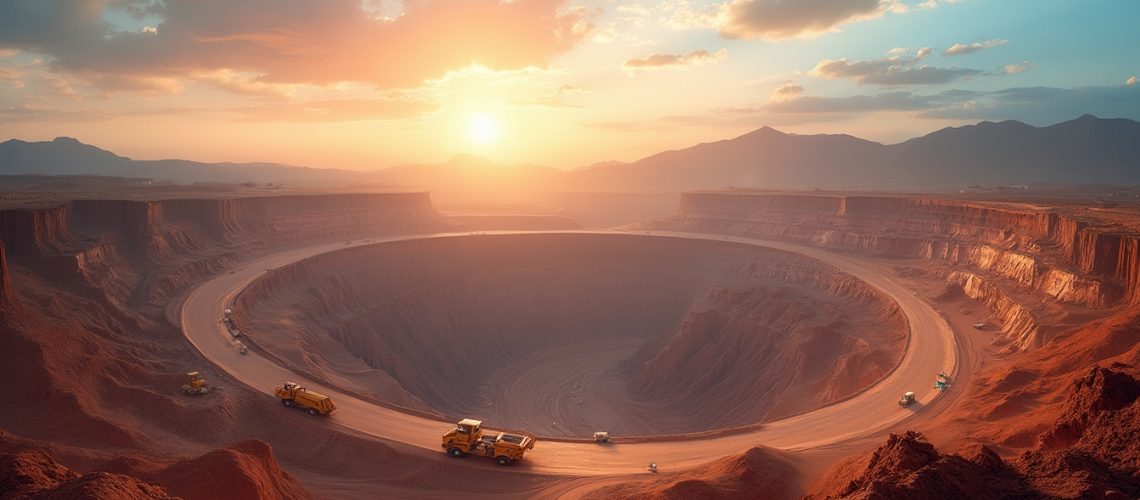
[719,0,885,40]
[623,49,728,72]
[1002,61,1032,74]
[0,0,595,91]
[810,49,981,85]
[943,39,1008,56]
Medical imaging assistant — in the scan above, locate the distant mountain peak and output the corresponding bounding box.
[445,153,496,166]
[52,137,82,144]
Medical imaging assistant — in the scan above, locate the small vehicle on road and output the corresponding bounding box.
[898,391,916,406]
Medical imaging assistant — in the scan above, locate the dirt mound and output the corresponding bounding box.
[156,440,311,500]
[587,446,799,500]
[1017,366,1140,498]
[236,233,905,436]
[812,368,1140,499]
[808,431,1027,499]
[0,450,171,500]
[1038,365,1140,450]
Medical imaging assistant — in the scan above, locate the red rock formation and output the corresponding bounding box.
[0,450,171,500]
[807,432,1027,499]
[674,192,1140,308]
[811,368,1140,498]
[1017,366,1140,498]
[156,440,311,500]
[0,193,446,310]
[0,241,11,305]
[654,192,1140,348]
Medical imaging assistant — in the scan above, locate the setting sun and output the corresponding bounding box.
[467,114,501,145]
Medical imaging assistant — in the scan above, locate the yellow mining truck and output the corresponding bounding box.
[442,419,536,465]
[275,382,335,416]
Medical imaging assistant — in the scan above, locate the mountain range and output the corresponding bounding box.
[2,115,1139,191]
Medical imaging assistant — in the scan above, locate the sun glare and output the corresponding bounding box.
[467,114,500,145]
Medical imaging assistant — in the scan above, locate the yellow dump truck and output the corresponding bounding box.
[442,419,536,466]
[275,382,335,416]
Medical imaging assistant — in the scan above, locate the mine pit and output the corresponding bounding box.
[235,233,906,437]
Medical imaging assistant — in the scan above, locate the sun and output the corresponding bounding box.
[467,114,500,145]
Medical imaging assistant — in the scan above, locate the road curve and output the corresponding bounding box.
[178,230,957,476]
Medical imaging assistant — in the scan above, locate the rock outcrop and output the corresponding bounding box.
[647,192,1140,348]
[0,193,446,310]
[808,431,1027,499]
[156,440,311,500]
[0,450,172,500]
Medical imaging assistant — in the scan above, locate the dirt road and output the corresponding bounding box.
[178,230,957,476]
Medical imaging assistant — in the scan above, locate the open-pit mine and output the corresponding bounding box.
[2,190,1139,498]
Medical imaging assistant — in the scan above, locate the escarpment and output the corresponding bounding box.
[0,193,446,311]
[650,192,1140,349]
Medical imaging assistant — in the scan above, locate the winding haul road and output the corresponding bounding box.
[178,230,958,476]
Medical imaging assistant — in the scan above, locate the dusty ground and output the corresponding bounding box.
[234,234,906,437]
[1,185,1139,498]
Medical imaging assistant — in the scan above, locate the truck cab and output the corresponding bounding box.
[442,419,536,465]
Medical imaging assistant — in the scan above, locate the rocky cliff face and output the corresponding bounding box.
[651,192,1140,349]
[807,366,1140,499]
[0,241,10,305]
[0,193,445,312]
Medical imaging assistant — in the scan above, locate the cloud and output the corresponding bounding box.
[0,64,24,88]
[1128,76,1137,86]
[767,91,944,113]
[1002,61,1031,74]
[772,83,805,100]
[943,39,1007,56]
[918,0,963,9]
[623,49,728,71]
[0,0,593,91]
[811,51,981,85]
[719,0,885,40]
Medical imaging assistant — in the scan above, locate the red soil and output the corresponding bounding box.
[1,190,1139,498]
[584,446,800,499]
[156,440,311,500]
[809,366,1140,498]
[0,449,172,500]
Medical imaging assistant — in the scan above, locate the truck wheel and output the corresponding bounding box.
[282,399,293,407]
[496,456,511,466]
[308,408,318,416]
[447,447,465,458]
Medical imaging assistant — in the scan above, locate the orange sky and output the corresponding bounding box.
[1,1,1137,170]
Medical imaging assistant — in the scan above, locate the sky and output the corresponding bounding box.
[1,0,1138,171]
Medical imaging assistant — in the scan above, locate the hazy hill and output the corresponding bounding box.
[573,127,886,191]
[889,115,1140,186]
[0,137,368,185]
[2,115,1138,190]
[575,115,1140,190]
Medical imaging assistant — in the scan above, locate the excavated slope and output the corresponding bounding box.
[236,233,905,437]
